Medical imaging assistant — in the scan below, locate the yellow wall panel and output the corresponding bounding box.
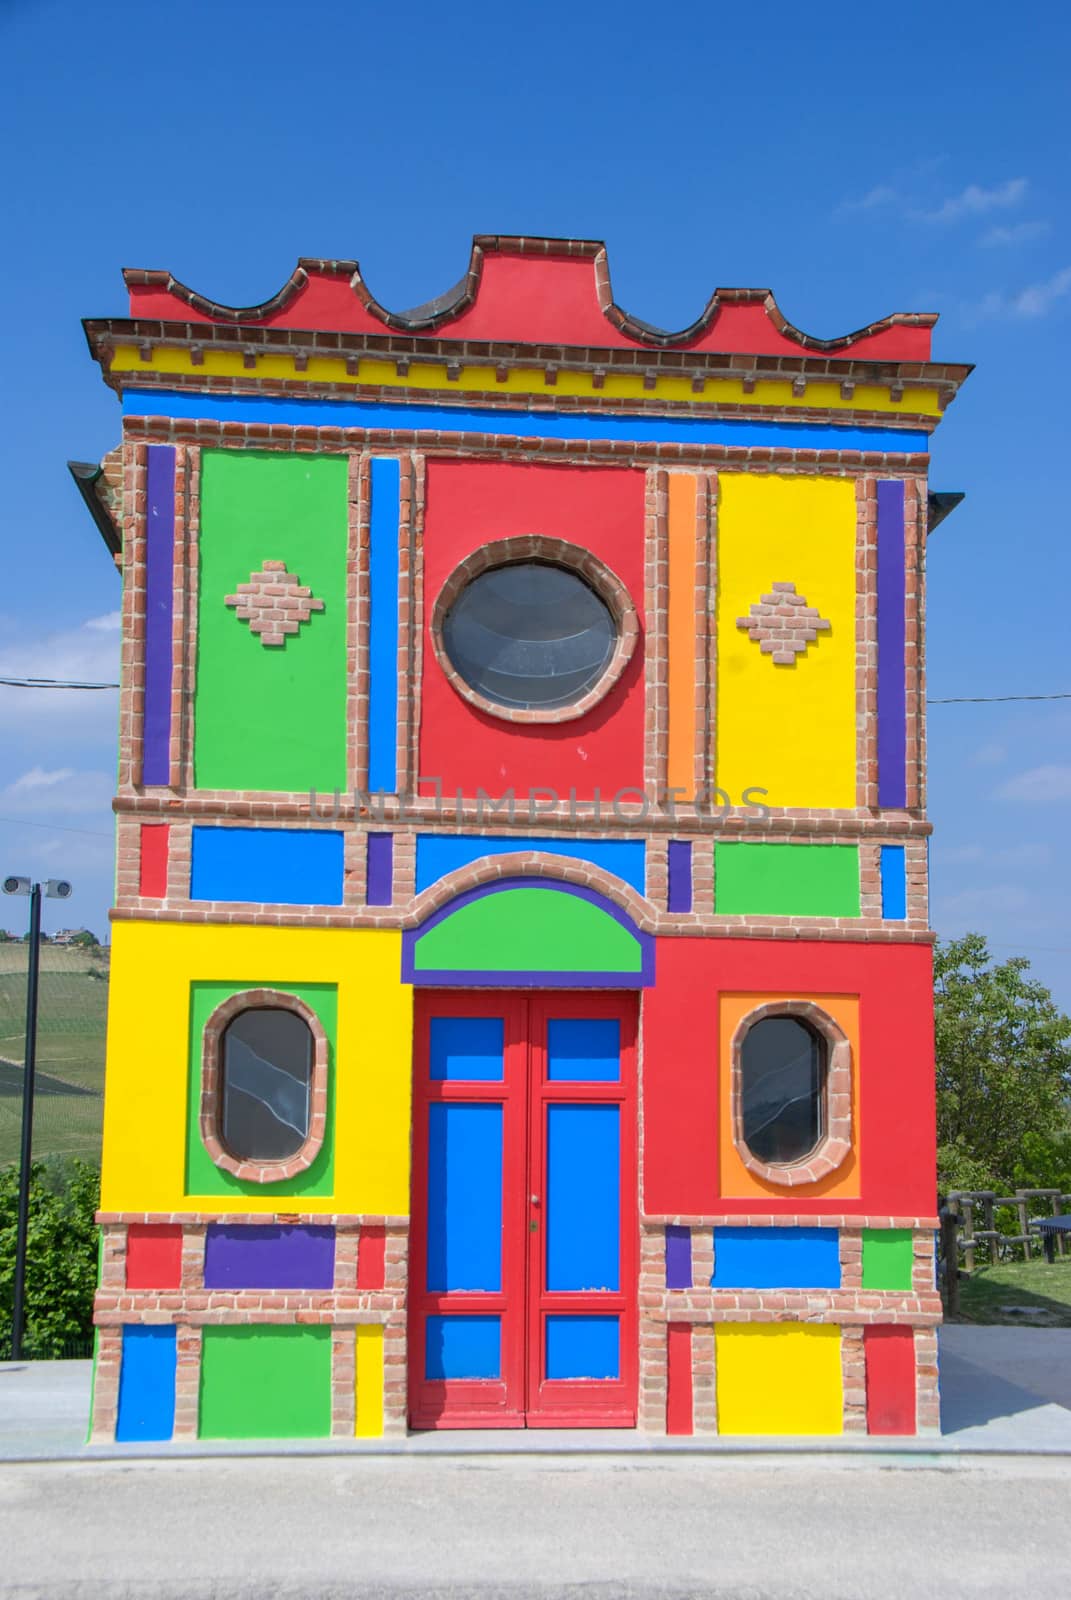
[715,1323,843,1435]
[718,994,861,1201]
[715,474,858,809]
[100,921,412,1216]
[354,1324,385,1437]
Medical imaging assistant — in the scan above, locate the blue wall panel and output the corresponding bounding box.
[425,1315,501,1380]
[368,457,401,795]
[190,826,344,905]
[546,1105,619,1291]
[116,1325,177,1442]
[426,1103,503,1291]
[880,845,907,920]
[545,1315,620,1380]
[711,1227,841,1289]
[415,835,647,894]
[547,1019,620,1081]
[124,391,929,456]
[429,1016,505,1081]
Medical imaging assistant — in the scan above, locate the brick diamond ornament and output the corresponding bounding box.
[225,560,325,647]
[736,581,831,665]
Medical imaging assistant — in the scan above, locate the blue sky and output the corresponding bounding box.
[1,0,1069,1004]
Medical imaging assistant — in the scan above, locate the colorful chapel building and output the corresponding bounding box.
[74,237,968,1442]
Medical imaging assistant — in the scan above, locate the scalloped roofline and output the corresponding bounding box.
[121,235,938,360]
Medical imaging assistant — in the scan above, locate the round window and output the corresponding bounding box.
[740,1015,826,1165]
[220,1007,312,1162]
[441,561,616,712]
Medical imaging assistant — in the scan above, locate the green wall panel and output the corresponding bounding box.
[414,887,642,973]
[713,843,861,917]
[199,1326,331,1439]
[861,1228,915,1290]
[194,450,348,792]
[186,981,337,1199]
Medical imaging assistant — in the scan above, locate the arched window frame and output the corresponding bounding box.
[200,989,329,1183]
[730,1000,852,1187]
[430,536,640,725]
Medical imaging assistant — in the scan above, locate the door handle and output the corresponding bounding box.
[530,1195,540,1206]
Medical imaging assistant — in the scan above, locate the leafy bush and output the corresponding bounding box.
[0,1158,99,1359]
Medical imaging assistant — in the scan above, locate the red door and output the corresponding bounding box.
[409,991,637,1429]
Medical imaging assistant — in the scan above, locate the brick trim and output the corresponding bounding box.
[729,1000,853,1188]
[122,416,933,478]
[400,851,656,932]
[428,535,641,726]
[199,989,329,1183]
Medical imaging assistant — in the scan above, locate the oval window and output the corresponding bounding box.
[441,561,616,711]
[220,1007,312,1162]
[740,1015,825,1165]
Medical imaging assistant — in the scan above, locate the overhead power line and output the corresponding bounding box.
[0,677,120,690]
[926,693,1071,705]
[2,676,1070,706]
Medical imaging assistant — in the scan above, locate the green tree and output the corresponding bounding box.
[69,930,99,949]
[0,1159,99,1358]
[935,934,1071,1194]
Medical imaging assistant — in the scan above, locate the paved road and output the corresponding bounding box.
[2,1454,1070,1599]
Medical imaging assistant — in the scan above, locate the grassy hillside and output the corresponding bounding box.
[0,943,108,1167]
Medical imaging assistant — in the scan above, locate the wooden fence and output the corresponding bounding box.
[939,1188,1071,1315]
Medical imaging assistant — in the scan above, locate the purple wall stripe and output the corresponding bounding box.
[665,1225,692,1289]
[143,445,176,787]
[203,1224,336,1290]
[366,833,394,905]
[667,840,693,913]
[876,478,907,809]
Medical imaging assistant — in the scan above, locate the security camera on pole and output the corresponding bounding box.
[3,875,74,1359]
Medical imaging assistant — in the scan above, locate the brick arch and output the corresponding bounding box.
[730,1000,853,1188]
[401,852,656,933]
[428,535,641,726]
[200,988,329,1184]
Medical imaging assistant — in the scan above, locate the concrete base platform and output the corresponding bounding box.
[4,1325,1071,1461]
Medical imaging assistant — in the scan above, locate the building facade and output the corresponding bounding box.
[76,237,968,1442]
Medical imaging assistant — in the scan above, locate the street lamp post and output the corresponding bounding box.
[3,875,73,1360]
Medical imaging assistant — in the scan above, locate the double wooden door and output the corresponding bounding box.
[409,991,637,1429]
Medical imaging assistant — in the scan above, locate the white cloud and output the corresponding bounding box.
[936,883,1038,920]
[6,766,76,791]
[920,177,1027,223]
[0,767,114,816]
[1010,266,1071,317]
[837,184,901,214]
[961,267,1071,325]
[980,220,1051,248]
[970,741,1007,767]
[938,839,1052,871]
[995,764,1071,803]
[0,614,119,734]
[940,844,985,865]
[85,612,121,632]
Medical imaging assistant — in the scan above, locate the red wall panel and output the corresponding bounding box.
[125,1223,182,1289]
[418,461,646,801]
[356,1226,386,1290]
[642,938,936,1219]
[666,1323,694,1436]
[138,824,169,898]
[865,1326,918,1434]
[641,938,722,1218]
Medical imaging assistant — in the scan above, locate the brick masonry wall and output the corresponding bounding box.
[90,1216,409,1443]
[108,425,933,945]
[637,1222,940,1437]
